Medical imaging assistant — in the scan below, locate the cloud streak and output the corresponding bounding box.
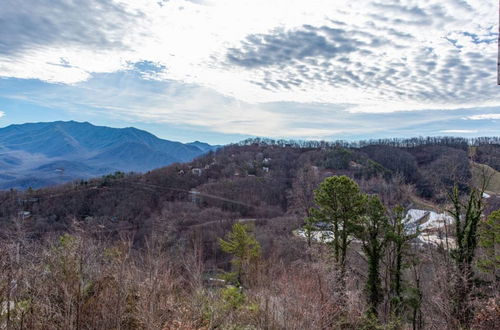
[465,114,500,120]
[2,73,499,142]
[441,129,478,134]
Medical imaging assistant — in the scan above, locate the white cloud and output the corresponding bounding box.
[465,113,500,120]
[0,0,499,128]
[0,110,4,118]
[4,69,500,140]
[2,72,351,138]
[441,129,478,134]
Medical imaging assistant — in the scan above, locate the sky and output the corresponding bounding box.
[0,0,499,144]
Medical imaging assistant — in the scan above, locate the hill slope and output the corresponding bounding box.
[471,162,500,195]
[0,121,216,189]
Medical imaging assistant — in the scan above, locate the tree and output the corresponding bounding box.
[477,209,500,283]
[386,205,419,317]
[219,223,261,286]
[289,165,321,248]
[354,195,388,317]
[447,184,485,327]
[288,164,320,218]
[310,176,365,272]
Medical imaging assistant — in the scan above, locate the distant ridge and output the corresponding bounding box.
[0,121,218,189]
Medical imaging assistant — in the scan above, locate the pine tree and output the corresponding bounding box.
[447,185,485,327]
[219,223,261,286]
[477,210,500,283]
[309,175,365,272]
[355,195,388,317]
[386,205,419,316]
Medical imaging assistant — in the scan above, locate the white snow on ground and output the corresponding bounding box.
[419,233,456,249]
[294,208,457,248]
[294,229,334,243]
[404,209,454,233]
[482,192,491,198]
[403,209,456,248]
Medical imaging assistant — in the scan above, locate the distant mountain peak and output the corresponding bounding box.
[188,140,220,152]
[0,121,217,190]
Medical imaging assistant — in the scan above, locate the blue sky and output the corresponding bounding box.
[0,0,499,144]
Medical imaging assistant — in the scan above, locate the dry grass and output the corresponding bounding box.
[471,162,500,195]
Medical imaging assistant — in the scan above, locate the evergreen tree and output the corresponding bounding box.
[355,195,388,317]
[386,205,419,316]
[310,175,365,272]
[477,210,500,283]
[447,185,485,327]
[219,223,261,286]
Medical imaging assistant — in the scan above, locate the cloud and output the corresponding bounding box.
[223,3,499,110]
[0,0,499,138]
[465,114,500,120]
[226,25,388,68]
[0,110,4,118]
[0,0,137,56]
[441,129,478,134]
[0,0,146,83]
[2,73,499,141]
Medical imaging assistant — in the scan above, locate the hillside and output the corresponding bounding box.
[471,162,500,195]
[1,137,499,329]
[2,136,499,238]
[0,121,217,189]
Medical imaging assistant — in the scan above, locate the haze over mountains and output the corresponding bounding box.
[0,121,217,189]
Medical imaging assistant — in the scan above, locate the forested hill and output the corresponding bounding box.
[1,136,500,329]
[0,121,217,189]
[1,136,499,239]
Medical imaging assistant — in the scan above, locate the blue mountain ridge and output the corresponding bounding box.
[0,121,218,189]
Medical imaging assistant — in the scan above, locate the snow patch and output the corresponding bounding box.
[405,209,454,233]
[294,229,334,243]
[294,208,457,248]
[405,209,455,248]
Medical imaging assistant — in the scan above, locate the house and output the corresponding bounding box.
[17,211,31,220]
[18,198,39,205]
[192,168,203,176]
[314,221,333,230]
[349,161,363,169]
[189,189,201,204]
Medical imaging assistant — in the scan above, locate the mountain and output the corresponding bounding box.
[1,137,499,329]
[1,135,499,236]
[0,121,217,189]
[187,141,218,152]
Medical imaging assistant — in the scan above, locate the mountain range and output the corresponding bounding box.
[0,121,217,189]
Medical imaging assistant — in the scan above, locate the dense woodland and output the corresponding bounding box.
[1,137,499,329]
